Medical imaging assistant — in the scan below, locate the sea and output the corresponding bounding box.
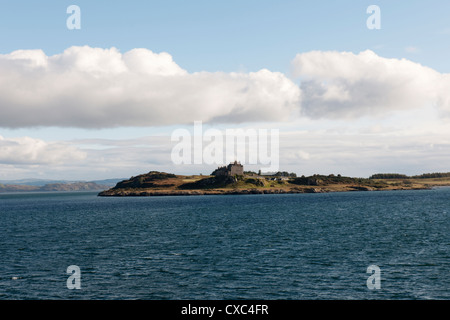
[0,188,448,300]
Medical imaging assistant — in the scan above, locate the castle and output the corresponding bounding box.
[212,161,244,176]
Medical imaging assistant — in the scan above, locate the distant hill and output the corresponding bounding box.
[0,184,39,192]
[0,179,70,187]
[0,178,123,187]
[0,181,112,193]
[38,182,110,192]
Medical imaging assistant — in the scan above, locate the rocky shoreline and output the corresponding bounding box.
[97,185,431,197]
[98,188,313,197]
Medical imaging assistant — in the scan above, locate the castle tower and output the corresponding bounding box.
[212,161,244,176]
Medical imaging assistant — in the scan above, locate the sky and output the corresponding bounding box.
[1,0,450,180]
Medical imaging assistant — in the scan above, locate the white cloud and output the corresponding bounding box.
[0,46,301,128]
[291,50,450,119]
[3,47,450,180]
[3,47,449,129]
[0,136,86,165]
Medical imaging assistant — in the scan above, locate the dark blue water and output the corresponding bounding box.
[0,188,449,299]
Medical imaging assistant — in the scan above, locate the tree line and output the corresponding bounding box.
[370,172,450,179]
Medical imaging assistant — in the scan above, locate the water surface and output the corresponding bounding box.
[0,189,448,299]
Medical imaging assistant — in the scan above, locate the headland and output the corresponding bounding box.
[98,163,450,197]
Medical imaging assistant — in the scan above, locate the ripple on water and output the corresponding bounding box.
[0,190,448,299]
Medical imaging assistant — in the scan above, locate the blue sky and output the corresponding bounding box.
[2,0,450,73]
[1,1,450,180]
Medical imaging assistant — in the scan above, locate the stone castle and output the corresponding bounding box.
[212,161,244,176]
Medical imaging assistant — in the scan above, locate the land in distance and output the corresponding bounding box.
[97,171,450,197]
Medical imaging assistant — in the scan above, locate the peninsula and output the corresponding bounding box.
[98,162,450,197]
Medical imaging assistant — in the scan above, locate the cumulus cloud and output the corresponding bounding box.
[4,47,450,128]
[0,136,86,165]
[292,50,450,119]
[0,46,301,128]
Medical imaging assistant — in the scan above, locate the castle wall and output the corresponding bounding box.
[229,164,244,176]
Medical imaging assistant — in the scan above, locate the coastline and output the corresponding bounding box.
[96,171,450,197]
[97,185,435,197]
